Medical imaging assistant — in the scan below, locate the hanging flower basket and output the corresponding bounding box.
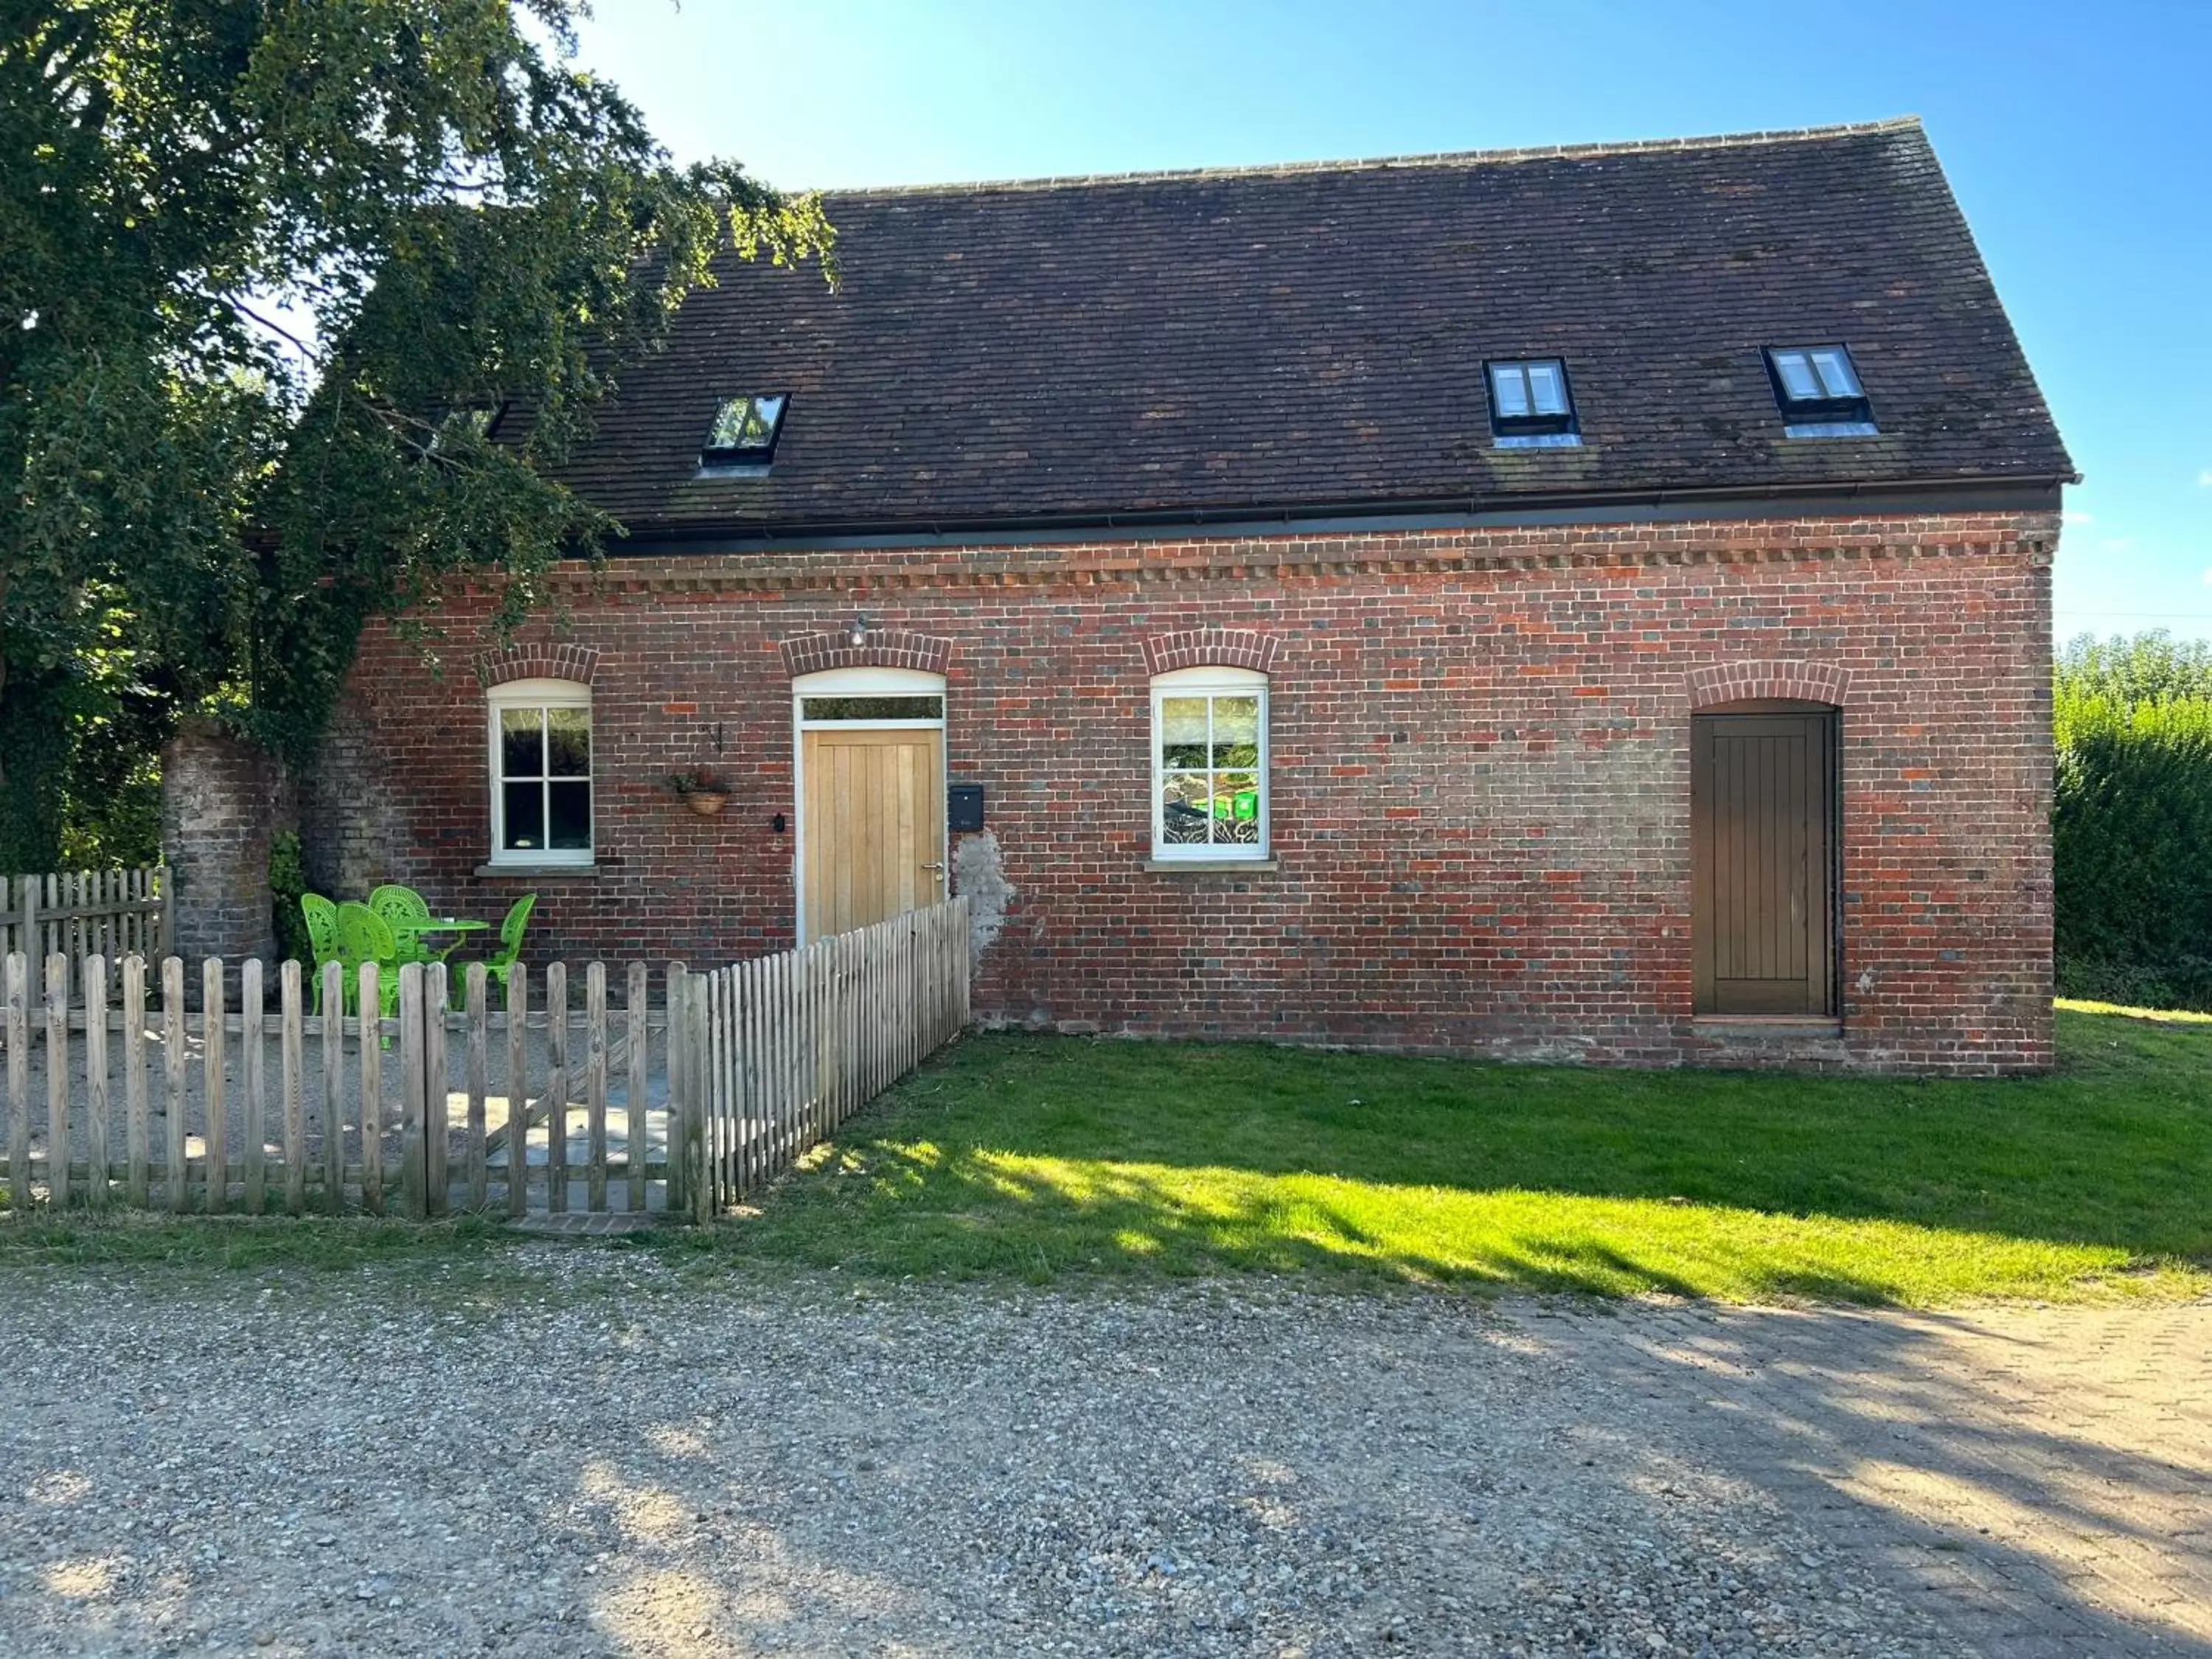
[669,771,732,817]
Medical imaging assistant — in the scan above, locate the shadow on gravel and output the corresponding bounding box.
[0,1268,2021,1656]
[1529,1301,2212,1658]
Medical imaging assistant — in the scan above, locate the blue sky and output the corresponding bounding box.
[573,0,2211,643]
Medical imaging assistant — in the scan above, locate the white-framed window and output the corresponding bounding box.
[487,678,593,866]
[1152,666,1269,860]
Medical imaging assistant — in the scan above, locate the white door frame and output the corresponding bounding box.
[790,667,949,945]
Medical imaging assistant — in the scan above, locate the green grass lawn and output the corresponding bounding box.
[705,1001,2212,1306]
[6,1002,2205,1308]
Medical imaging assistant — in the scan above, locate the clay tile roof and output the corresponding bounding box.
[554,117,2072,538]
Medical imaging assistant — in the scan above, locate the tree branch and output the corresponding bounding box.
[223,295,321,364]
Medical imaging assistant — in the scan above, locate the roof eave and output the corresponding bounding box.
[599,473,2073,557]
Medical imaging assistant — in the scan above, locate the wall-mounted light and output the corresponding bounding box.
[847,613,871,648]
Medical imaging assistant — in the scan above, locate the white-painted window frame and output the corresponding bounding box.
[487,676,594,868]
[1150,665,1270,862]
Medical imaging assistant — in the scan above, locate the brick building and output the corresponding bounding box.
[302,119,2073,1074]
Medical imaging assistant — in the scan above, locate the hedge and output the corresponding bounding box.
[2053,633,2212,1011]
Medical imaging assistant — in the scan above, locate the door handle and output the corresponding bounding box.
[922,862,945,873]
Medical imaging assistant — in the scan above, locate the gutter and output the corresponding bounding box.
[595,473,2074,559]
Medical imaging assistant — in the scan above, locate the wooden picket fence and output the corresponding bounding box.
[0,897,971,1221]
[0,954,684,1219]
[681,897,972,1217]
[0,869,167,969]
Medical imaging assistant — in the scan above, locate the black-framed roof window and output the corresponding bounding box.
[427,401,506,454]
[1765,345,1877,436]
[701,394,789,467]
[1486,358,1579,445]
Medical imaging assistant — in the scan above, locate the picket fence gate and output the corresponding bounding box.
[0,898,971,1221]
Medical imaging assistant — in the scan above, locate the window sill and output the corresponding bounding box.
[474,862,601,880]
[1144,858,1279,874]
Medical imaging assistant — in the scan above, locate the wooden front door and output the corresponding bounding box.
[801,726,945,941]
[1691,711,1837,1016]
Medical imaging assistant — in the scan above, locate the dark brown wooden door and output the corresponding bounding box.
[1691,712,1837,1016]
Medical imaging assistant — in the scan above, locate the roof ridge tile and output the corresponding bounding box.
[821,117,1927,199]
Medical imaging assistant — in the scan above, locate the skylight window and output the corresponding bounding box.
[1765,346,1877,437]
[427,403,503,454]
[1486,358,1579,447]
[701,394,788,467]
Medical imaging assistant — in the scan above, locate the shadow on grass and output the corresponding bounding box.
[710,1005,2212,1303]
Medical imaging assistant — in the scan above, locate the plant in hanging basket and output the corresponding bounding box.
[668,770,732,816]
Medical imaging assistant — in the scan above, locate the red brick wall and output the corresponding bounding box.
[317,509,2056,1074]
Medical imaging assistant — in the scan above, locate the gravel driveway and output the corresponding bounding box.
[0,1253,2010,1659]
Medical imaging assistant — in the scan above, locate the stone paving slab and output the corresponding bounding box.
[1523,1299,2212,1657]
[503,1209,663,1235]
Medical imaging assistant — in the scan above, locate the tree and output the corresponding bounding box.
[0,1,832,869]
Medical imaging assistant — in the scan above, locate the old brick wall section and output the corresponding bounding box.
[310,510,2055,1074]
[161,718,285,964]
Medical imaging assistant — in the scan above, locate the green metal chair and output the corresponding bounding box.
[481,893,537,994]
[335,902,403,1020]
[368,883,437,966]
[299,894,344,1014]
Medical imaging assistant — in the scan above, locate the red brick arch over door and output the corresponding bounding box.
[1686,658,1848,711]
[779,631,953,678]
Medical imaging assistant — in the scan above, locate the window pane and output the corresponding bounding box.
[1526,360,1567,414]
[547,781,591,851]
[1773,351,1821,402]
[1160,773,1212,844]
[500,708,543,779]
[1160,698,1208,768]
[1809,347,1860,398]
[1211,696,1260,767]
[707,397,757,451]
[1213,771,1262,845]
[801,696,944,721]
[546,706,590,777]
[1489,363,1530,417]
[501,782,544,852]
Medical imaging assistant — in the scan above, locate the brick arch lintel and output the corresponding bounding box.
[1142,628,1284,677]
[1688,658,1849,709]
[475,643,599,689]
[779,630,953,678]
